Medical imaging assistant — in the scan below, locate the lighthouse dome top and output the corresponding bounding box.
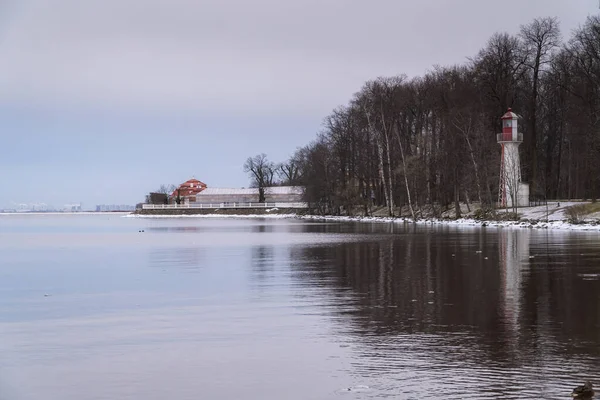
[501,108,519,120]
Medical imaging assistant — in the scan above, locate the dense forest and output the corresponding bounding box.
[246,15,600,217]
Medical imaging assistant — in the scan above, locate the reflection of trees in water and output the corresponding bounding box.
[250,217,273,276]
[520,232,600,357]
[251,245,275,284]
[289,226,600,366]
[237,224,281,295]
[251,224,270,234]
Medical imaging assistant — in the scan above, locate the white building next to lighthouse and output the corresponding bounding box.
[497,108,529,209]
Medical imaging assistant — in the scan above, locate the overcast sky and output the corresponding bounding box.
[0,0,597,209]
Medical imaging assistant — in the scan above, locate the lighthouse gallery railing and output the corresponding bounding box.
[497,132,523,142]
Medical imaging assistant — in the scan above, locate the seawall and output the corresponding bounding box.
[136,207,308,216]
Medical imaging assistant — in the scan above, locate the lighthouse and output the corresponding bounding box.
[497,109,529,208]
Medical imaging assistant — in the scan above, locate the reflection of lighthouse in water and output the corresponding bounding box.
[498,229,530,330]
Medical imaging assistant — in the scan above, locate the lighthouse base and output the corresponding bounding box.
[499,182,530,209]
[516,182,529,207]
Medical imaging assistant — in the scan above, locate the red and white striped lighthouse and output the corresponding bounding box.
[497,109,528,208]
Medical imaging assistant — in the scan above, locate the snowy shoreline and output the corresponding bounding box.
[300,214,600,231]
[124,212,600,232]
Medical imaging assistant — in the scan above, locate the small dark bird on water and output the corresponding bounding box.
[572,381,594,398]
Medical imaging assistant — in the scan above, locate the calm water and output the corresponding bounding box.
[1,214,600,400]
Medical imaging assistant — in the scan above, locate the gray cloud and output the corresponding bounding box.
[0,0,595,116]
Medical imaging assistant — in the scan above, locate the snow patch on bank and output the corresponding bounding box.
[515,201,581,221]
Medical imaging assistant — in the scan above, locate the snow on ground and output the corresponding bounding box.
[515,201,580,221]
[297,214,600,232]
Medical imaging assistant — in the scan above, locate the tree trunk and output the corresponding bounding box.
[454,178,461,219]
[530,59,540,195]
[394,122,416,221]
[555,122,564,199]
[453,118,483,205]
[365,110,390,213]
[385,133,395,216]
[380,108,395,216]
[375,135,389,211]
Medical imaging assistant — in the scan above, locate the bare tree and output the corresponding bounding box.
[146,184,175,204]
[567,16,600,200]
[277,150,303,185]
[157,184,176,195]
[159,184,185,205]
[244,153,275,202]
[520,17,561,194]
[472,33,527,114]
[360,77,403,216]
[155,184,177,204]
[394,120,416,220]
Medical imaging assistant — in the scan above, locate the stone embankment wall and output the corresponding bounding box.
[136,208,307,216]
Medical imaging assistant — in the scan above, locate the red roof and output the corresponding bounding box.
[172,178,207,197]
[501,108,518,120]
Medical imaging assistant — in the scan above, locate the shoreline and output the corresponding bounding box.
[300,215,600,231]
[125,212,600,232]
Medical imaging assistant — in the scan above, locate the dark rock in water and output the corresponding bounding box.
[572,381,594,398]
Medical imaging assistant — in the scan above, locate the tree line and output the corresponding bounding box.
[246,15,600,217]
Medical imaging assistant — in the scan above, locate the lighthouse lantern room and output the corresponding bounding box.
[497,108,529,209]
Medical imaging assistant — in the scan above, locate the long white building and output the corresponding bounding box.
[191,186,304,204]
